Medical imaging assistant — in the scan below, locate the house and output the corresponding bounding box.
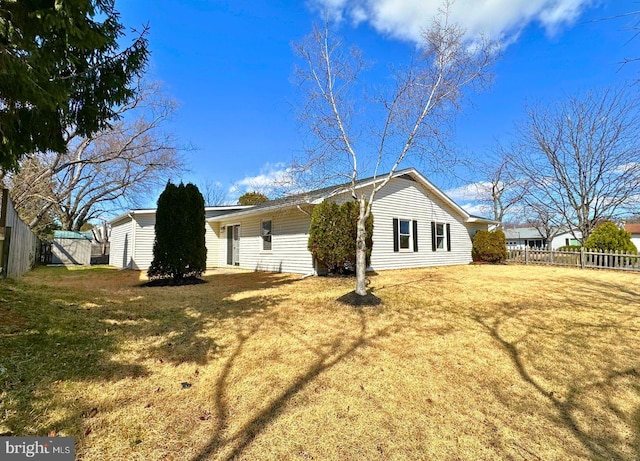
[625,223,640,252]
[504,227,548,249]
[553,230,583,249]
[504,227,582,250]
[109,169,495,274]
[108,205,251,270]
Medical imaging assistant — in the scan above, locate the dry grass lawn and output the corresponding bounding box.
[1,264,639,460]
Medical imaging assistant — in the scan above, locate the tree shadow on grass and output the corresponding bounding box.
[562,275,640,308]
[0,269,299,439]
[189,309,391,461]
[470,298,640,461]
[0,282,149,437]
[141,271,296,366]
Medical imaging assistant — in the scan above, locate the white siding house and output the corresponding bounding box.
[551,231,583,249]
[109,206,249,270]
[505,227,582,250]
[211,208,315,274]
[625,223,640,252]
[110,169,496,274]
[206,169,495,274]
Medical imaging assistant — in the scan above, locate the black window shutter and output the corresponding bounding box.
[413,220,418,252]
[393,218,399,252]
[431,221,436,252]
[446,223,451,251]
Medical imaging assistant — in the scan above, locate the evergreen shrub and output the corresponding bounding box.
[308,200,373,275]
[557,245,582,251]
[148,182,207,281]
[472,229,508,263]
[584,222,637,254]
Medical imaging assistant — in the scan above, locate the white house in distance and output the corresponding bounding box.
[109,168,496,275]
[504,227,582,250]
[625,223,640,251]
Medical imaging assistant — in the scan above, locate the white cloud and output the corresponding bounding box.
[460,202,492,216]
[228,163,297,201]
[310,0,595,43]
[444,181,492,201]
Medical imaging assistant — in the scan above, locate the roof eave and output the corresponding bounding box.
[207,200,309,222]
[465,216,499,225]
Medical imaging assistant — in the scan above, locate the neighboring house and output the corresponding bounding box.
[504,227,548,249]
[551,230,583,249]
[625,223,640,252]
[52,230,93,265]
[504,227,582,250]
[109,169,496,275]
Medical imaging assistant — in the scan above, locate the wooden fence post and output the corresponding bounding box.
[525,246,529,265]
[580,247,585,269]
[2,227,11,277]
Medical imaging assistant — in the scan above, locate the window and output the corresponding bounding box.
[393,218,418,252]
[399,220,411,250]
[431,221,451,252]
[436,223,445,249]
[261,220,272,251]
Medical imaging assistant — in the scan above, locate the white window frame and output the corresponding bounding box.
[397,218,413,252]
[261,219,272,251]
[435,222,446,250]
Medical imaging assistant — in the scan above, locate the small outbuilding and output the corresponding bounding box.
[52,230,93,265]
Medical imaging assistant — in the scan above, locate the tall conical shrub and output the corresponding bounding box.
[148,182,207,281]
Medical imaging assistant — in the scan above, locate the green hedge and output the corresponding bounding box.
[556,245,582,251]
[584,222,638,254]
[308,200,373,275]
[472,229,508,263]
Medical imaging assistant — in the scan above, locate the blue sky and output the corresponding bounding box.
[117,0,638,209]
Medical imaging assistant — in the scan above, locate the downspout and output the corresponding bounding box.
[129,212,136,269]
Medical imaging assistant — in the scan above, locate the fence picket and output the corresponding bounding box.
[507,246,640,272]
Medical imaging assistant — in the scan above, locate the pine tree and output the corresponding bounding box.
[0,0,149,170]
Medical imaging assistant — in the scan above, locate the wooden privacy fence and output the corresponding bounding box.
[0,189,40,278]
[507,247,640,272]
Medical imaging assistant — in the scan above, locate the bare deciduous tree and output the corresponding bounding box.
[508,87,640,243]
[198,178,231,206]
[293,3,498,297]
[522,201,564,247]
[2,81,185,232]
[470,148,526,226]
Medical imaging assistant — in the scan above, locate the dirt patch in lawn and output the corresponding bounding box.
[0,305,29,334]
